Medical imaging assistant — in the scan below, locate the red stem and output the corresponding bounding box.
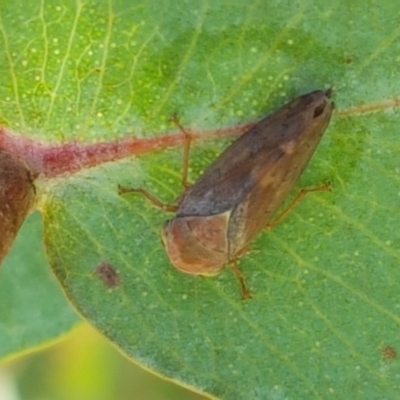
[0,122,253,179]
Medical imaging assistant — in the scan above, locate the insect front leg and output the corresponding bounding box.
[118,185,178,212]
[169,113,193,190]
[265,182,332,230]
[119,115,195,212]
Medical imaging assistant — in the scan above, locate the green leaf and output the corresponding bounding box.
[0,212,80,361]
[1,0,400,398]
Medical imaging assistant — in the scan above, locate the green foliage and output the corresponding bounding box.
[1,1,400,398]
[0,212,80,360]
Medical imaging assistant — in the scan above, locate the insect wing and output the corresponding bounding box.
[177,90,333,220]
[227,91,334,255]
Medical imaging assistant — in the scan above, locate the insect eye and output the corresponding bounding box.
[313,102,326,118]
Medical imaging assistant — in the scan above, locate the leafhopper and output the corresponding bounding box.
[120,89,334,298]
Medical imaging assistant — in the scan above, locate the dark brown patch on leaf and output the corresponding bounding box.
[95,262,120,288]
[382,346,397,360]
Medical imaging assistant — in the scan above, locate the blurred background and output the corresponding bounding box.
[1,323,207,400]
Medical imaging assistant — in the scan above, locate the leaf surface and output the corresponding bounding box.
[1,1,400,398]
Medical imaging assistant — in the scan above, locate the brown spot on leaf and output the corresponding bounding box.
[95,262,120,288]
[382,346,397,360]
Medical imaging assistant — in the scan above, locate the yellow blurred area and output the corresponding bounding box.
[3,323,207,400]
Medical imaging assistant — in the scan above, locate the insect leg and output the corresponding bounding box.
[228,259,252,300]
[265,182,332,229]
[169,113,192,190]
[118,185,178,212]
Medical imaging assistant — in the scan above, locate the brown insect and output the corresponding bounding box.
[119,89,334,298]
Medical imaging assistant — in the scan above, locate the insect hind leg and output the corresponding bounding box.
[265,181,332,229]
[228,259,252,300]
